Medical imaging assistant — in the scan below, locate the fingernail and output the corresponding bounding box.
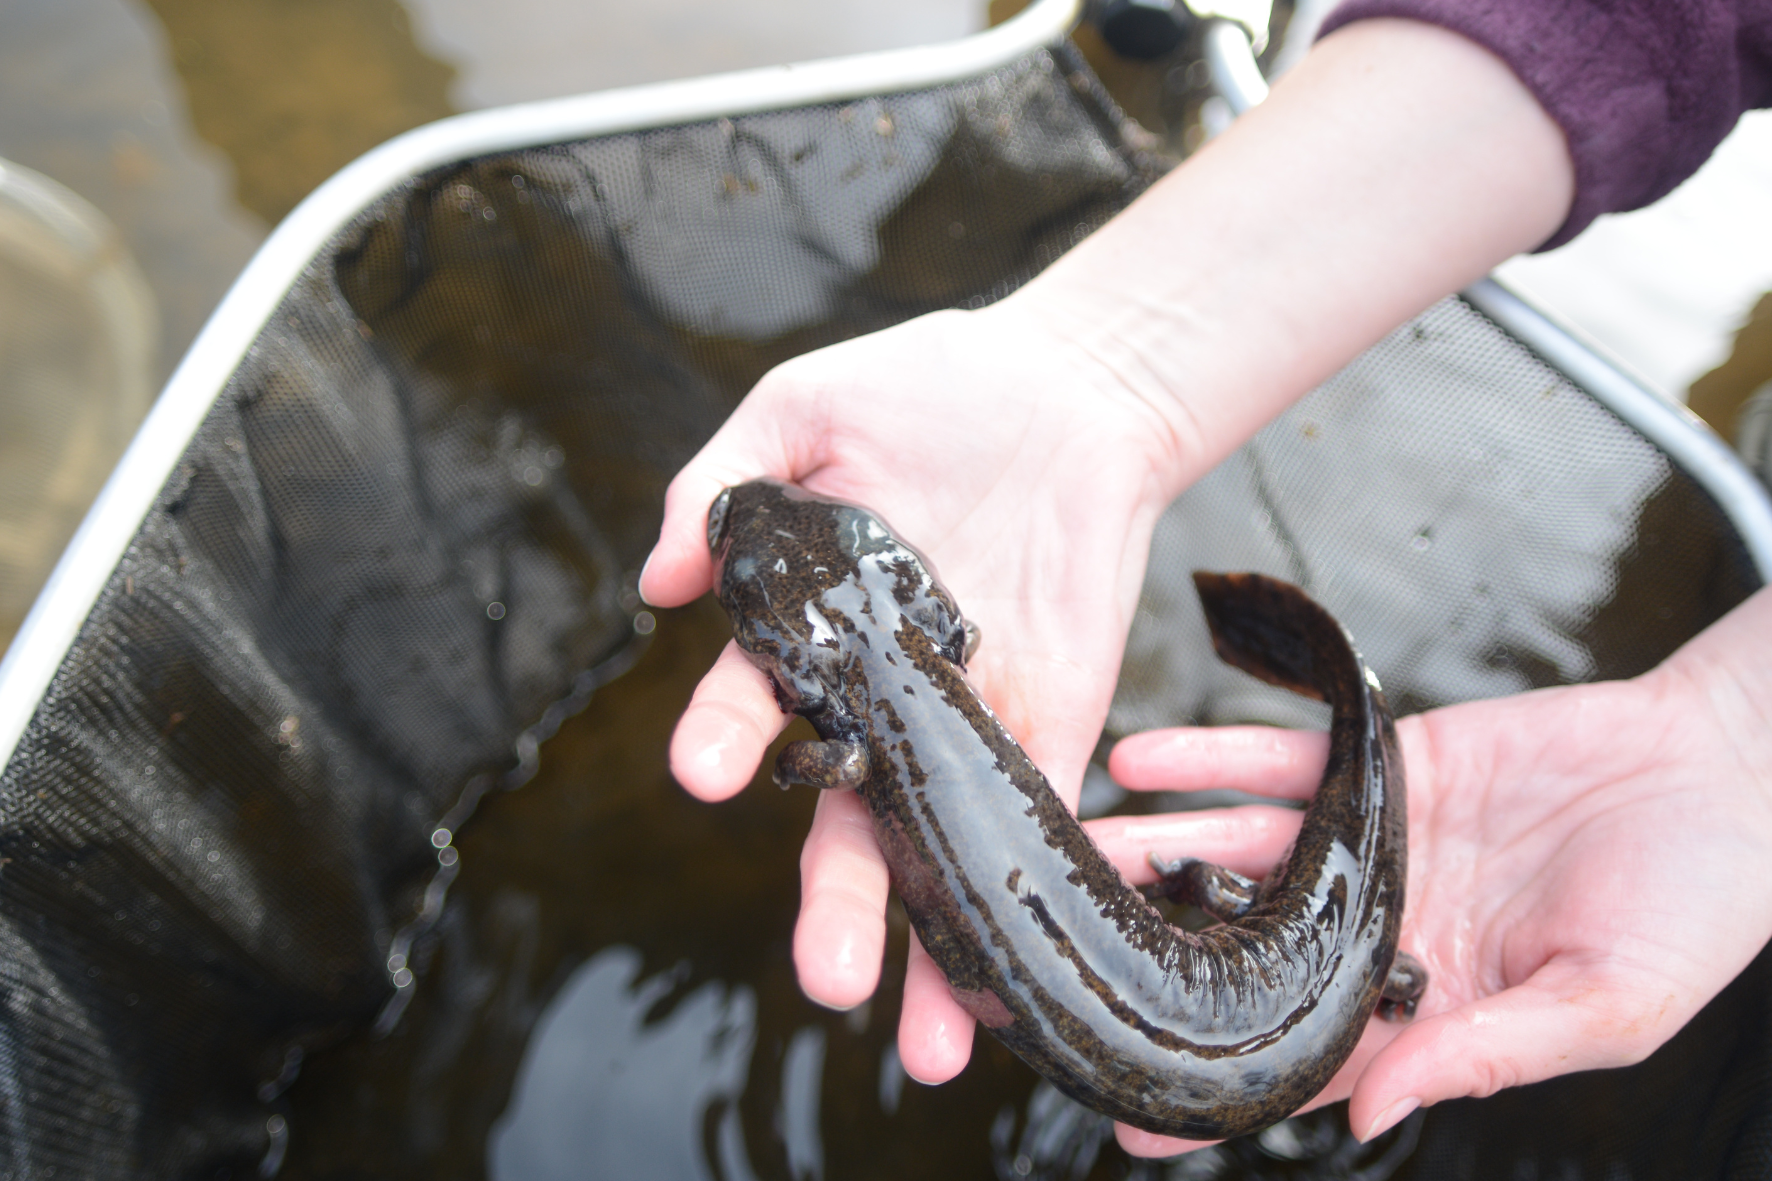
[637,549,659,607]
[1361,1097,1420,1141]
[804,993,858,1013]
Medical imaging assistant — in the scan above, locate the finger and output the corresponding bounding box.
[1085,806,1304,883]
[640,465,737,608]
[793,788,890,1010]
[668,641,791,800]
[898,932,976,1084]
[1346,962,1678,1142]
[1114,1124,1221,1158]
[1109,727,1329,800]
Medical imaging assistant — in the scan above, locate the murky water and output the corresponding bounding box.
[277,599,993,1178]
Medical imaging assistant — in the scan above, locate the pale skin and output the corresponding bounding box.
[639,15,1772,1158]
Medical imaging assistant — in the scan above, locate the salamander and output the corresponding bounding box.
[708,479,1424,1139]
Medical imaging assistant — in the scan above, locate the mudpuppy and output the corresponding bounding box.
[708,479,1425,1139]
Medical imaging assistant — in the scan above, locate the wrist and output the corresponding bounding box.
[974,292,1205,513]
[988,17,1575,503]
[1653,587,1772,765]
[985,289,1219,500]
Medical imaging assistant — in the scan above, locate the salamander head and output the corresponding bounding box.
[709,481,971,715]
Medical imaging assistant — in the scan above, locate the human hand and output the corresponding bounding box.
[1089,586,1772,1157]
[640,298,1197,1082]
[639,5,1583,1115]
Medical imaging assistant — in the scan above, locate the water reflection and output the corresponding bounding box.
[602,96,957,340]
[778,1026,827,1181]
[983,1082,1423,1181]
[877,1044,907,1117]
[991,1083,1114,1181]
[488,946,760,1181]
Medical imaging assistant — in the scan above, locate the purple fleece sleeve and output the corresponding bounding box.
[1318,0,1772,249]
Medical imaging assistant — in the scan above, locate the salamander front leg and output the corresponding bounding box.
[774,739,870,792]
[1148,854,1260,923]
[1377,951,1428,1021]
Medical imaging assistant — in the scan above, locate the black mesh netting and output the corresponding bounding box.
[0,37,1764,1181]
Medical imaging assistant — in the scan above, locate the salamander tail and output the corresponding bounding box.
[1191,572,1355,704]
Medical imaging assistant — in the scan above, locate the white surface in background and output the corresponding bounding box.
[402,0,987,109]
[1496,109,1772,402]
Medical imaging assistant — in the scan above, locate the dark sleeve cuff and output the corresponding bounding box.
[1317,0,1751,250]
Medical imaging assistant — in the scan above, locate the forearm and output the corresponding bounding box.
[1000,18,1575,498]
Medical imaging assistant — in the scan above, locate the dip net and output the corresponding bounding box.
[0,6,1766,1178]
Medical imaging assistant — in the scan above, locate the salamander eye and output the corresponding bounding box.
[914,597,969,666]
[876,539,969,665]
[706,487,735,554]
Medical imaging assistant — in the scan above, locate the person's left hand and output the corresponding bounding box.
[640,301,1197,1083]
[1086,586,1772,1157]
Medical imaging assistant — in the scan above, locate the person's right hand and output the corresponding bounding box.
[1090,585,1772,1157]
[638,297,1199,1084]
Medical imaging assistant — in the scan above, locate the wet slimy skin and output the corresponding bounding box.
[709,480,1424,1139]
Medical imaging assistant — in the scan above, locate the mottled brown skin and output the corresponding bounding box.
[709,480,1424,1139]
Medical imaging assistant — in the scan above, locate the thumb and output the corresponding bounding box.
[638,464,738,608]
[1348,960,1675,1140]
[637,397,813,609]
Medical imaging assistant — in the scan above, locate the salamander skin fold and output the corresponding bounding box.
[709,479,1423,1139]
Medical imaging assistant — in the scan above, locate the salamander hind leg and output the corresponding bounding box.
[1148,854,1259,923]
[1377,951,1428,1021]
[773,739,870,791]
